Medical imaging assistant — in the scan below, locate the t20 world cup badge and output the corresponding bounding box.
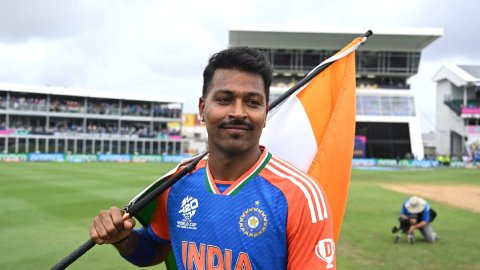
[176,196,199,230]
[179,196,198,220]
[315,238,335,269]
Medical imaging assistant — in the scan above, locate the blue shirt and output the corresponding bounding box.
[401,199,431,223]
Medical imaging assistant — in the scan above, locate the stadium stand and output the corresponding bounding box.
[0,83,185,155]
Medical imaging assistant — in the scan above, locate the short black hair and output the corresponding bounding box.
[202,46,273,104]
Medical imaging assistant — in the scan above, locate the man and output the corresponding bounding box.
[90,47,335,269]
[399,196,437,243]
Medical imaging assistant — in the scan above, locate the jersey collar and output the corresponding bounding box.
[205,146,271,195]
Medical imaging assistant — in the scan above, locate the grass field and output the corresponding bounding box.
[0,163,479,270]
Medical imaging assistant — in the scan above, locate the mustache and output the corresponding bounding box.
[218,119,254,130]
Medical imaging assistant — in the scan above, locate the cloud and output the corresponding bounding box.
[408,0,480,61]
[0,0,107,42]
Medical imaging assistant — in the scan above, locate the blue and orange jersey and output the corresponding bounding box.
[149,146,336,269]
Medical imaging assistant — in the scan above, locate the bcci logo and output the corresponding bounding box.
[177,196,199,230]
[239,201,268,238]
[315,238,335,269]
[179,196,199,220]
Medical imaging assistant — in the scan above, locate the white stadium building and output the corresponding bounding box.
[433,65,480,160]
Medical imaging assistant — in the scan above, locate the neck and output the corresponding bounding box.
[207,145,262,181]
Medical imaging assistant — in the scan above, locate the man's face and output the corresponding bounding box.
[199,68,267,156]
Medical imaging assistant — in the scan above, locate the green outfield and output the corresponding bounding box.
[0,163,479,270]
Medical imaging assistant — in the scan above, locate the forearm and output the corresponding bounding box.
[114,228,170,267]
[112,230,139,256]
[411,221,427,230]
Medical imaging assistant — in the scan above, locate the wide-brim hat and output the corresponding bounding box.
[406,196,427,214]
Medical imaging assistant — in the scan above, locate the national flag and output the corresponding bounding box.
[260,36,365,241]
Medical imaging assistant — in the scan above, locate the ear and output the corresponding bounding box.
[198,97,205,119]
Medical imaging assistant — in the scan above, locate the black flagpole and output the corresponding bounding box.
[50,30,372,270]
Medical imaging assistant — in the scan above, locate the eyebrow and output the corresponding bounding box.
[212,89,265,99]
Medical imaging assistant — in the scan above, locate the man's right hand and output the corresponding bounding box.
[89,206,136,245]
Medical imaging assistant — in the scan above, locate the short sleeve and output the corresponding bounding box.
[286,184,336,269]
[401,203,408,215]
[422,204,431,222]
[148,188,171,243]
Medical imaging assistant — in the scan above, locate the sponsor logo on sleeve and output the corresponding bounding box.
[315,238,335,269]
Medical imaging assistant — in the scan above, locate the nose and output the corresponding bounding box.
[229,99,247,119]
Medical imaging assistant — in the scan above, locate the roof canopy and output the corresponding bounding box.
[432,65,480,87]
[0,82,185,104]
[229,26,443,52]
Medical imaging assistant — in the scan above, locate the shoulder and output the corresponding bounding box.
[172,153,208,175]
[260,154,329,223]
[261,154,322,189]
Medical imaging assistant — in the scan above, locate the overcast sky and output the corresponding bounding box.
[0,0,479,132]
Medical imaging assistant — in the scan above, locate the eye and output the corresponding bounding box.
[246,99,262,107]
[215,97,230,104]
